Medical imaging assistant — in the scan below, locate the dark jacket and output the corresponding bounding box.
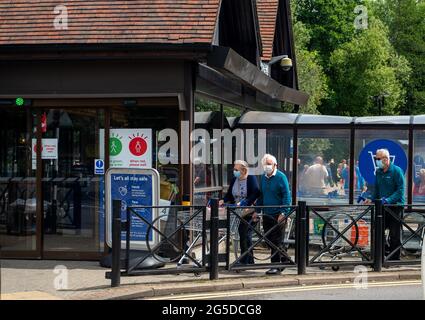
[372,163,405,205]
[223,175,260,206]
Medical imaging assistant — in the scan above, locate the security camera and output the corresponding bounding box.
[280,55,293,71]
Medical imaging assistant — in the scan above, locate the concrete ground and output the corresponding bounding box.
[0,259,422,300]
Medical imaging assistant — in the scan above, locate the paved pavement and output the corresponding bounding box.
[0,259,422,300]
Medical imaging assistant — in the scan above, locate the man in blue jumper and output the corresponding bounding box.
[254,154,291,275]
[366,148,405,260]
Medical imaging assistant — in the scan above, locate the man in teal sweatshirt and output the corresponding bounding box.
[366,148,405,260]
[255,154,291,275]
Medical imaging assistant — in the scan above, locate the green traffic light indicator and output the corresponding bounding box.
[15,97,24,106]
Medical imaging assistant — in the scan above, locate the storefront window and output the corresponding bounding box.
[354,130,408,203]
[298,130,350,205]
[0,108,37,252]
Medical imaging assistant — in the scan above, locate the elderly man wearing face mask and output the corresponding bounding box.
[365,148,405,261]
[254,154,291,275]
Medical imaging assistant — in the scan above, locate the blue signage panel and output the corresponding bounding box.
[104,168,159,249]
[94,159,105,175]
[358,139,407,185]
[111,173,153,242]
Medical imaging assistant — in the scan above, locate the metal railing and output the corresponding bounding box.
[107,200,209,287]
[225,205,298,272]
[108,198,424,287]
[382,204,425,266]
[306,204,375,271]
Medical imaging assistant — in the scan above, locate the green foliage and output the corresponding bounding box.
[328,17,411,116]
[223,106,242,117]
[370,0,425,114]
[299,137,349,164]
[299,138,331,160]
[293,0,415,117]
[295,0,364,68]
[291,21,329,114]
[195,96,221,112]
[323,139,350,164]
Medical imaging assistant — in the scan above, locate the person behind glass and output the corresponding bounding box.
[413,168,425,196]
[365,148,405,260]
[219,160,260,264]
[254,154,291,275]
[304,156,329,196]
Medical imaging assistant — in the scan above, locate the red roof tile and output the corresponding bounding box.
[0,0,221,45]
[257,0,278,61]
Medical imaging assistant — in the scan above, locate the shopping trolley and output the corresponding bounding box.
[309,206,372,271]
[228,207,297,266]
[175,205,241,268]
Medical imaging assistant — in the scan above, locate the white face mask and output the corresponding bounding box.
[264,165,274,174]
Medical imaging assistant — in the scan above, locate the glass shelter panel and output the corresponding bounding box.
[413,130,425,204]
[193,96,222,206]
[354,130,408,203]
[222,105,243,192]
[266,129,293,191]
[298,130,350,205]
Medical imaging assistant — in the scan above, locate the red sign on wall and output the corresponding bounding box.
[41,112,47,133]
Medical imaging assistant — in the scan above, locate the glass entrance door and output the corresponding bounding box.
[41,108,104,256]
[0,107,38,255]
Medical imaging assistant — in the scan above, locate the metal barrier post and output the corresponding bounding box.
[111,199,122,287]
[297,201,307,275]
[209,198,219,280]
[373,199,384,272]
[422,228,425,300]
[125,207,131,274]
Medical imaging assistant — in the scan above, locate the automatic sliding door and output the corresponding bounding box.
[0,108,38,254]
[42,108,103,254]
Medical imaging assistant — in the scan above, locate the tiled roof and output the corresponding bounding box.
[257,0,279,61]
[0,0,221,45]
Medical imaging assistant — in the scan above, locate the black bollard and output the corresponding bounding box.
[209,198,219,280]
[297,201,307,275]
[373,199,384,272]
[111,199,122,287]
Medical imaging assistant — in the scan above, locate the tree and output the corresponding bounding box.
[288,20,328,114]
[328,18,411,116]
[370,0,425,115]
[294,0,364,68]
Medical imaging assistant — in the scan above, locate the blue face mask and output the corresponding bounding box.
[376,160,384,169]
[233,170,241,178]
